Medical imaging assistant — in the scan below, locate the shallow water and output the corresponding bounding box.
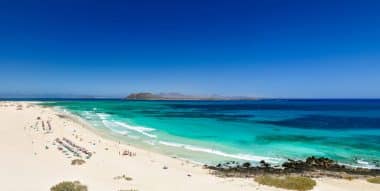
[41,99,380,168]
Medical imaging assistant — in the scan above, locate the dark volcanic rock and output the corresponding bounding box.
[259,160,271,168]
[242,162,251,168]
[205,156,380,178]
[282,156,338,172]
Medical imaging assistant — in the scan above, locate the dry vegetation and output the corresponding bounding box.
[114,174,133,181]
[367,177,380,184]
[341,174,356,181]
[254,175,316,191]
[50,181,87,191]
[71,159,86,165]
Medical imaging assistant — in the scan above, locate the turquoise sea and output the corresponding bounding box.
[40,99,380,168]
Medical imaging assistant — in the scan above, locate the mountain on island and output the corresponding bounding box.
[125,92,256,100]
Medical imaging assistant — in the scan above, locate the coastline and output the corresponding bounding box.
[43,103,380,174]
[42,100,380,170]
[0,101,379,191]
[50,104,208,167]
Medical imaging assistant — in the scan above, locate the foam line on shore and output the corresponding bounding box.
[158,140,282,164]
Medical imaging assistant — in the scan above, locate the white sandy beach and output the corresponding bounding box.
[0,101,379,191]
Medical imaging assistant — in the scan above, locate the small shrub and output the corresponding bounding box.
[114,174,133,181]
[124,176,133,181]
[255,175,316,191]
[50,181,87,191]
[342,175,355,181]
[71,159,86,165]
[367,177,380,184]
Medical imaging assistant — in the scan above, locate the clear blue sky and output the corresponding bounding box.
[1,0,379,98]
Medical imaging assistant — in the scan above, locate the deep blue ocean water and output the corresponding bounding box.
[36,99,380,168]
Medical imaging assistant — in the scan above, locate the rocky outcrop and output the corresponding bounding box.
[204,156,380,178]
[281,157,341,173]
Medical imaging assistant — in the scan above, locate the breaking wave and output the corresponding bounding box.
[113,121,157,138]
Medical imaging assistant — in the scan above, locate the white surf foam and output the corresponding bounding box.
[159,140,183,147]
[96,113,110,120]
[158,141,281,163]
[100,119,130,135]
[81,111,95,119]
[114,121,157,138]
[354,159,380,169]
[110,129,129,135]
[357,159,369,165]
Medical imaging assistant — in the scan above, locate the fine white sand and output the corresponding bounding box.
[0,101,379,191]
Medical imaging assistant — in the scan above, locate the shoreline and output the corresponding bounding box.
[46,103,284,167]
[45,102,380,170]
[0,101,379,190]
[49,104,208,167]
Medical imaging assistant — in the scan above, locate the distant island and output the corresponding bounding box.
[125,92,257,100]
